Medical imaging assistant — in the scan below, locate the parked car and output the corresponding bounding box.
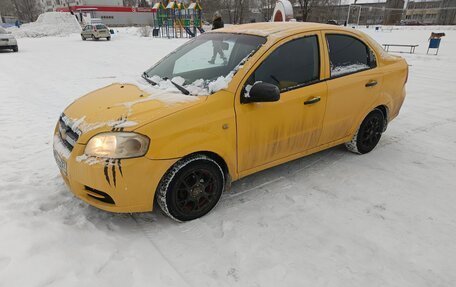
[326,19,338,25]
[81,24,111,41]
[0,27,18,52]
[54,23,408,221]
[400,20,423,26]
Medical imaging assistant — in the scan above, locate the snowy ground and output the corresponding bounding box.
[0,27,455,287]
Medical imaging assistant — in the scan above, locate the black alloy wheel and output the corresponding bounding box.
[356,110,384,154]
[157,155,224,221]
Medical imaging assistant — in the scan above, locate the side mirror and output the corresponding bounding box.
[242,82,280,104]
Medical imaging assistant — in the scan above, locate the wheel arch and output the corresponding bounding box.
[374,104,389,132]
[182,151,232,188]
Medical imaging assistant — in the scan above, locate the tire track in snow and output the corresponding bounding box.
[130,214,194,287]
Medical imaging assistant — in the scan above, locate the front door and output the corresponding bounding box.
[235,33,328,174]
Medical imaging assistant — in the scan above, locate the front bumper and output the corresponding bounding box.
[0,40,17,48]
[53,134,178,213]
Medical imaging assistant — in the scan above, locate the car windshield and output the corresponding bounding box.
[144,33,266,94]
[0,27,7,34]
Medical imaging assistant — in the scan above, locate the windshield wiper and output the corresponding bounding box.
[142,72,157,86]
[163,77,191,95]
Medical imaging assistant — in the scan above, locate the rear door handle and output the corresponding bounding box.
[365,80,378,87]
[304,97,321,105]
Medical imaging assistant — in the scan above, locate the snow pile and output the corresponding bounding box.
[7,12,82,38]
[331,63,370,77]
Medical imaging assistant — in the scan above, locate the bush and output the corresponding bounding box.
[138,26,152,37]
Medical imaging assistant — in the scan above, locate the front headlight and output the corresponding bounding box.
[85,132,149,159]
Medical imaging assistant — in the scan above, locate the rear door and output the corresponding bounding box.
[82,25,92,37]
[235,32,328,174]
[318,31,383,145]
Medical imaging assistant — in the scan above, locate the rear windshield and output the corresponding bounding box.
[96,25,107,29]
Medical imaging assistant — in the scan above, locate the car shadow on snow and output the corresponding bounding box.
[64,144,351,231]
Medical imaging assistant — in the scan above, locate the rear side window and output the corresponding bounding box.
[249,35,320,91]
[326,34,376,77]
[96,25,106,29]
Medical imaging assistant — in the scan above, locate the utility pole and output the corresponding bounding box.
[357,5,362,25]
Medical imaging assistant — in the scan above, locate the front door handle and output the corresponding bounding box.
[304,97,321,105]
[365,80,378,87]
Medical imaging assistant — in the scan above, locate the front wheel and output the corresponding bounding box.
[12,45,18,52]
[156,155,225,222]
[345,109,385,154]
[107,36,111,41]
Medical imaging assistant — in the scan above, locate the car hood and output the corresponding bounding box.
[63,83,206,143]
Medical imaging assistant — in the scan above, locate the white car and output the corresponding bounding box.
[0,27,18,52]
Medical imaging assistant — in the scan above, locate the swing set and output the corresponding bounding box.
[151,1,205,38]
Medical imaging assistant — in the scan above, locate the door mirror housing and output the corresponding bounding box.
[242,82,280,104]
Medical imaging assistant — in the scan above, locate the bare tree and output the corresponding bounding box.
[296,0,311,21]
[11,0,42,22]
[0,0,17,17]
[258,0,274,21]
[296,0,336,22]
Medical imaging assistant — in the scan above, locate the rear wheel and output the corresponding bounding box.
[12,45,18,52]
[345,109,385,154]
[94,36,99,41]
[107,36,111,41]
[157,155,225,222]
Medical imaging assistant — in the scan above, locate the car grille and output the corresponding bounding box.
[58,114,81,152]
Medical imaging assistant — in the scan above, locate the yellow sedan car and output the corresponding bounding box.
[53,22,408,221]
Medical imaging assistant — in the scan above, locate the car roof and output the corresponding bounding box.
[213,22,352,38]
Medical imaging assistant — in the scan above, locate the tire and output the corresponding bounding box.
[94,36,99,41]
[12,45,18,52]
[157,155,225,222]
[81,35,86,41]
[345,109,385,154]
[107,36,111,41]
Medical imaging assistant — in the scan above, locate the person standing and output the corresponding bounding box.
[208,11,226,64]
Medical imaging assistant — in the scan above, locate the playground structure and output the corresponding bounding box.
[271,0,295,22]
[152,1,205,38]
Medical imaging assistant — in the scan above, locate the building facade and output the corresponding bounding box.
[406,0,456,24]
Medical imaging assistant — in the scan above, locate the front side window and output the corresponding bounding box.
[326,34,376,77]
[248,35,320,91]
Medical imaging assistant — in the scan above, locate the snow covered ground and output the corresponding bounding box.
[0,26,455,287]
